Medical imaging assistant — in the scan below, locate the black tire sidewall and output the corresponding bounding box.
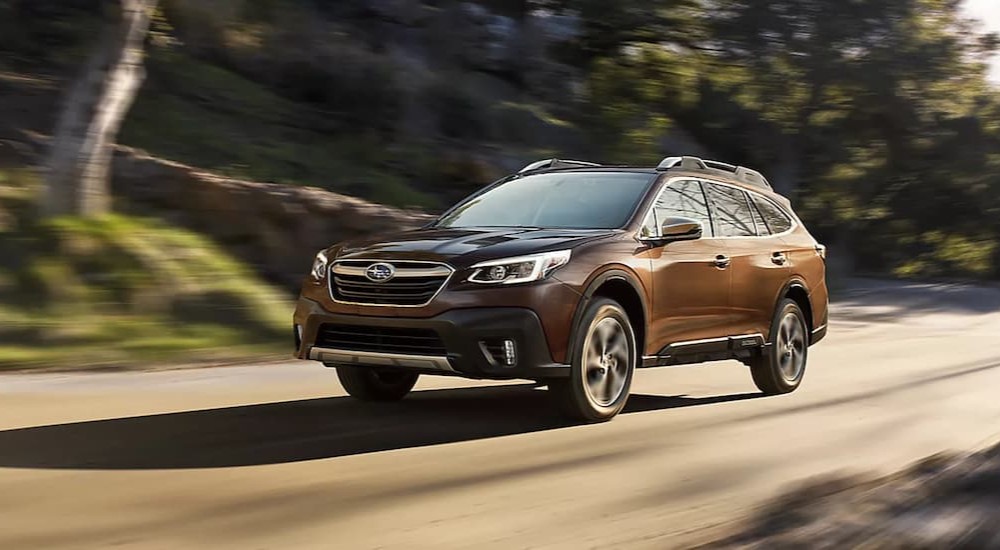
[335,366,419,401]
[760,299,808,393]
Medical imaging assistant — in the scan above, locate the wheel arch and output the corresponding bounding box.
[778,279,813,337]
[567,269,649,360]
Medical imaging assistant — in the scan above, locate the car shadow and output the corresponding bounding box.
[0,385,762,470]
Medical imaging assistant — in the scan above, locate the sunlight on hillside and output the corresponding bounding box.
[0,169,291,369]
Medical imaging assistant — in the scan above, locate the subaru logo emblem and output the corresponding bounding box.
[365,262,396,282]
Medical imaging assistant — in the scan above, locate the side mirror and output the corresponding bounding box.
[660,217,703,241]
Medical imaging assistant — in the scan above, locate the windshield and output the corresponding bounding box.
[436,172,655,229]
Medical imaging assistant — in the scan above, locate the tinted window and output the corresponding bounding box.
[706,183,756,237]
[750,194,793,234]
[437,172,653,229]
[749,198,769,236]
[640,179,713,238]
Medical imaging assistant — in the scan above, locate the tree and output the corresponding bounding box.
[557,0,999,276]
[44,0,156,217]
[711,0,1000,276]
[545,0,707,67]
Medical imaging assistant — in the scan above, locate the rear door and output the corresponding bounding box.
[643,179,732,355]
[749,193,826,332]
[704,182,790,338]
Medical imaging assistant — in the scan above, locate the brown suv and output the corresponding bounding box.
[293,156,828,421]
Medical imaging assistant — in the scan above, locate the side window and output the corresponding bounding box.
[750,195,793,234]
[641,179,713,238]
[706,183,756,237]
[749,199,769,236]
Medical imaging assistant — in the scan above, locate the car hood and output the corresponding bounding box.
[334,227,618,268]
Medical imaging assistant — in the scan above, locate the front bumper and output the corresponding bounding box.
[294,297,570,380]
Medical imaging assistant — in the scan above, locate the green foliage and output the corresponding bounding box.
[120,49,438,209]
[6,0,1000,280]
[545,0,708,65]
[583,45,701,163]
[0,0,103,69]
[893,232,996,279]
[423,77,491,140]
[561,0,1000,279]
[0,169,292,369]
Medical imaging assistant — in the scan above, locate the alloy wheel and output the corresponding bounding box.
[583,317,631,406]
[776,311,806,382]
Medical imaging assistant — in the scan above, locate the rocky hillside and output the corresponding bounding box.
[0,166,293,370]
[1,134,431,290]
[1,1,604,209]
[119,0,602,210]
[111,146,433,288]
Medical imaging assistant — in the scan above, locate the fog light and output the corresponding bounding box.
[502,339,517,367]
[480,339,519,368]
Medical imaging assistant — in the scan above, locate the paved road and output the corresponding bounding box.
[2,280,1000,549]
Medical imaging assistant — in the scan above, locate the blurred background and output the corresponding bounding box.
[0,0,998,370]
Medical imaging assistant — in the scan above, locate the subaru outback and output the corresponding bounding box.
[293,156,829,422]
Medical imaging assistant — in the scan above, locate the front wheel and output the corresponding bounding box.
[550,297,637,422]
[750,299,808,395]
[334,366,419,401]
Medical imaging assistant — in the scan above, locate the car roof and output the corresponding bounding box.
[520,166,788,203]
[516,156,780,195]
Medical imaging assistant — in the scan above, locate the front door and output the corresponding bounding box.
[643,179,732,355]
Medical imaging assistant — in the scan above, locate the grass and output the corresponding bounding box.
[0,168,294,370]
[120,49,440,210]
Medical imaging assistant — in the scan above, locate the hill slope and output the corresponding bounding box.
[0,168,292,370]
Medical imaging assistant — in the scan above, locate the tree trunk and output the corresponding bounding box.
[43,0,155,218]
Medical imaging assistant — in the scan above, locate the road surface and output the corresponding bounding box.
[1,280,999,549]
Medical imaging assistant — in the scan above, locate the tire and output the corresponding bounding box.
[550,297,637,422]
[750,298,808,395]
[334,366,419,402]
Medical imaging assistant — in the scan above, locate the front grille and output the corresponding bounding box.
[315,324,447,356]
[330,260,452,306]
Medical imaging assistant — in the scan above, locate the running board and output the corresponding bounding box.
[642,334,765,368]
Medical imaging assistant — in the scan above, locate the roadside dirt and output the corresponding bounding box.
[711,443,1000,548]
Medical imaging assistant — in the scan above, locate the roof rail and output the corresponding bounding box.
[655,156,706,171]
[703,160,738,173]
[518,158,601,174]
[657,155,772,191]
[733,166,772,190]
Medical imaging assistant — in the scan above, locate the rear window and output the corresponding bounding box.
[750,195,794,234]
[436,172,655,229]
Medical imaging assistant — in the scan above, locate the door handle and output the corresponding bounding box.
[714,255,731,269]
[771,252,787,265]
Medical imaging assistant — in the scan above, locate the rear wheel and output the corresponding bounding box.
[334,366,419,401]
[750,299,808,395]
[550,298,636,422]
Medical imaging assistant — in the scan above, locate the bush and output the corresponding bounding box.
[0,169,292,369]
[0,0,103,69]
[423,77,489,140]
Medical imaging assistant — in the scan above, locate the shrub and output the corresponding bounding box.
[423,77,489,140]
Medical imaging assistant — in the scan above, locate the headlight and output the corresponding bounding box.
[468,250,572,285]
[310,250,328,281]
